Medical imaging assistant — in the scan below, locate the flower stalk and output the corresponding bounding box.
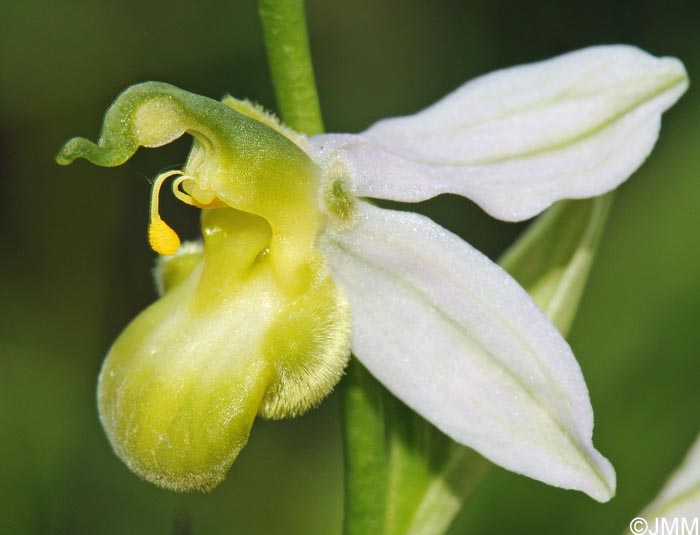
[257,1,391,531]
[258,0,324,135]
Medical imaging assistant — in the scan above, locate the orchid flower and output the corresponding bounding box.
[56,45,686,501]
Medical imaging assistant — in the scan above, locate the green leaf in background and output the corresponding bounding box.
[382,397,489,535]
[371,194,614,535]
[501,193,615,335]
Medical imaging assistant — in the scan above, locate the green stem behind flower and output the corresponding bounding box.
[258,0,324,135]
[257,2,384,532]
[340,361,389,535]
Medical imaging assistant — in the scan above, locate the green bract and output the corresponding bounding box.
[57,82,351,491]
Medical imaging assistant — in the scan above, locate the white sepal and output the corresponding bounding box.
[320,201,615,501]
[311,45,687,222]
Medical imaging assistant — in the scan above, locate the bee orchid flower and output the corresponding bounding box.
[57,45,686,501]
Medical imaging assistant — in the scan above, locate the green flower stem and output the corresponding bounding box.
[340,361,389,535]
[257,2,381,531]
[258,0,324,135]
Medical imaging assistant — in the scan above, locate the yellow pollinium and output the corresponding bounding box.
[148,218,180,256]
[147,170,196,256]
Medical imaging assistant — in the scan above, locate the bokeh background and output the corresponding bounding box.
[2,0,700,533]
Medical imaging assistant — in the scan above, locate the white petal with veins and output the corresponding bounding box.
[312,45,687,221]
[321,201,615,501]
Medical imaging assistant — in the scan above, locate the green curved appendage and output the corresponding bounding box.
[56,81,304,168]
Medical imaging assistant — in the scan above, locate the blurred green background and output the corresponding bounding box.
[2,0,699,534]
